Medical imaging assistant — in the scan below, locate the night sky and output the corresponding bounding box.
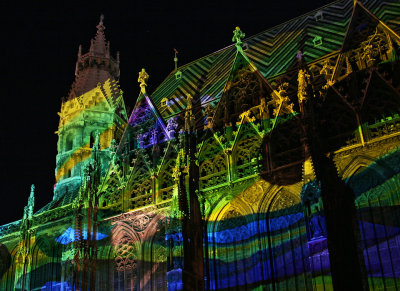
[1,0,333,225]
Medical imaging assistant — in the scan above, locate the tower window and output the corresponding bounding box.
[65,135,74,151]
[90,132,95,148]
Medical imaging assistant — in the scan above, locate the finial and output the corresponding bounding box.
[75,45,82,76]
[23,206,28,220]
[174,48,179,71]
[186,93,193,110]
[138,68,149,94]
[232,26,245,50]
[93,130,101,151]
[96,14,105,32]
[26,184,35,219]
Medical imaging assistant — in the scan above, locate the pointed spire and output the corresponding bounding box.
[92,130,101,153]
[90,14,107,56]
[24,184,35,220]
[68,15,121,100]
[68,15,120,99]
[75,45,82,76]
[174,48,179,71]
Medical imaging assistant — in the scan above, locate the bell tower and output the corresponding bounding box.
[54,16,127,199]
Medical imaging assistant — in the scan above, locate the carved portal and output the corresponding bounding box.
[111,211,167,290]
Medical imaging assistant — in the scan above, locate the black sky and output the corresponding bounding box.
[1,0,333,225]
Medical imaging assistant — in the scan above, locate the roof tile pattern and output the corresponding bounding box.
[149,0,400,120]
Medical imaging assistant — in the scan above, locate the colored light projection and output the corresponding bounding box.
[56,227,108,245]
[1,1,400,291]
[54,78,126,197]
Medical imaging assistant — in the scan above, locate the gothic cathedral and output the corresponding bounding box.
[1,1,400,290]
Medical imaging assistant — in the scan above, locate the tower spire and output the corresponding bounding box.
[28,184,35,219]
[90,14,107,56]
[68,14,120,100]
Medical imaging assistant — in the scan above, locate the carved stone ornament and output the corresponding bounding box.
[131,214,152,232]
[241,179,270,208]
[297,69,311,104]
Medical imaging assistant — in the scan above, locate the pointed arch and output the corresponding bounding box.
[157,158,176,202]
[127,158,154,208]
[65,133,74,151]
[99,169,123,207]
[262,116,305,185]
[232,122,263,180]
[318,86,359,151]
[258,187,309,290]
[0,243,15,291]
[343,154,400,286]
[149,221,167,291]
[199,134,228,189]
[156,143,178,202]
[111,222,141,291]
[29,235,62,291]
[360,72,400,140]
[210,199,254,290]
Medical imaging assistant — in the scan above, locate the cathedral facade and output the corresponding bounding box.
[1,1,400,290]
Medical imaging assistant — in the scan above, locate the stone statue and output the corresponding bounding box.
[232,26,245,49]
[167,117,178,137]
[297,69,311,104]
[186,94,193,110]
[138,68,149,94]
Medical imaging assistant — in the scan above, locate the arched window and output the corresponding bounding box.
[65,134,74,151]
[65,169,71,178]
[89,132,96,148]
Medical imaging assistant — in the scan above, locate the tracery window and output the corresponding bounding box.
[151,228,167,290]
[214,208,253,290]
[101,172,122,207]
[158,159,176,201]
[233,132,261,180]
[130,168,153,209]
[360,74,400,140]
[199,137,227,189]
[114,231,140,291]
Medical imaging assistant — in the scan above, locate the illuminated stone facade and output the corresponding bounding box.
[1,1,400,290]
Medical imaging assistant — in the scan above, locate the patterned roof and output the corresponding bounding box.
[148,0,400,119]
